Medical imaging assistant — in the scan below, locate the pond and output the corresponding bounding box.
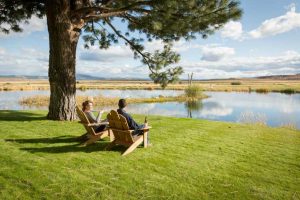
[124,92,300,129]
[0,90,299,129]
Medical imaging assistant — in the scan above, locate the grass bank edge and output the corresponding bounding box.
[19,93,209,107]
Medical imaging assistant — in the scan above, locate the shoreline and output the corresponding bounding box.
[19,94,209,107]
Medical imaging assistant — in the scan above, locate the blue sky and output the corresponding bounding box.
[0,0,300,79]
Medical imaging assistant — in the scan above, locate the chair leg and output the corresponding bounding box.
[83,135,100,146]
[105,140,117,150]
[109,129,115,141]
[122,136,143,156]
[100,130,109,139]
[143,131,148,148]
[82,130,109,146]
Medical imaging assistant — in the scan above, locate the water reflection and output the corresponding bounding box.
[184,100,203,118]
[197,101,233,118]
[0,90,299,129]
[124,92,300,129]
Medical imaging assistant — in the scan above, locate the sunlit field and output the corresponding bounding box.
[1,79,300,93]
[0,110,299,199]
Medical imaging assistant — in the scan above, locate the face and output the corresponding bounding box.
[86,102,93,111]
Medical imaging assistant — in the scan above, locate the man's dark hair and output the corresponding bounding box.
[118,99,127,109]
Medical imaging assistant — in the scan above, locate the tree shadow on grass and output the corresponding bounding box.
[20,142,127,154]
[5,135,81,144]
[6,134,130,155]
[0,110,46,121]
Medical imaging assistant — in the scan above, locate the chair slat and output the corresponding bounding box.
[106,110,149,156]
[75,105,109,146]
[107,110,133,144]
[76,105,96,136]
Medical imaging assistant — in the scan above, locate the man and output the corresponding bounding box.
[117,99,151,145]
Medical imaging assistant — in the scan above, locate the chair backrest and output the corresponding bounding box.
[76,105,96,135]
[107,110,134,144]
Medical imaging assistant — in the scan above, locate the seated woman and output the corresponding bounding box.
[82,100,107,133]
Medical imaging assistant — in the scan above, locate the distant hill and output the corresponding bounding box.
[0,74,100,80]
[76,74,150,81]
[0,74,150,81]
[1,73,299,81]
[257,74,300,80]
[0,75,48,80]
[76,74,102,80]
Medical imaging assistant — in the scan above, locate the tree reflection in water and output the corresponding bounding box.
[184,100,203,118]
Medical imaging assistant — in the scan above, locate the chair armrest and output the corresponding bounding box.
[89,122,109,126]
[79,121,109,126]
[141,126,152,130]
[109,128,134,134]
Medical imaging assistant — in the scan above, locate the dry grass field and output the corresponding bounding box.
[0,78,300,93]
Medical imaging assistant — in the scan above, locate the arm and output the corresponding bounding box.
[85,111,97,123]
[96,111,104,123]
[126,113,141,130]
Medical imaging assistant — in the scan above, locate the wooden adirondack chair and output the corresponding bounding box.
[76,105,111,146]
[106,110,150,156]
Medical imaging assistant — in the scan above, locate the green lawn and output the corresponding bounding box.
[0,110,299,200]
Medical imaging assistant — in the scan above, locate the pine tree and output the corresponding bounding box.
[0,0,242,120]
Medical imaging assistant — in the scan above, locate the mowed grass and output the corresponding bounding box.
[0,110,299,200]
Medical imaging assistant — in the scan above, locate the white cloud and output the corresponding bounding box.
[220,21,243,40]
[79,45,132,62]
[0,16,47,38]
[0,48,48,75]
[144,40,165,52]
[144,39,201,53]
[0,47,5,55]
[22,16,46,32]
[1,46,299,80]
[201,45,235,61]
[221,4,300,41]
[249,3,300,39]
[76,59,149,78]
[181,50,300,79]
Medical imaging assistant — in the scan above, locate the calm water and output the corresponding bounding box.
[0,90,299,129]
[125,92,300,129]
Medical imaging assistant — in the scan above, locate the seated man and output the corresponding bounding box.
[117,99,150,145]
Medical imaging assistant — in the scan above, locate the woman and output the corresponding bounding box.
[82,100,107,133]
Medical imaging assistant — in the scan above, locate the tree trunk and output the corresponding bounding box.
[46,1,80,120]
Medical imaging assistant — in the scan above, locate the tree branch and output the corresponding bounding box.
[101,0,115,6]
[91,21,101,41]
[105,19,155,74]
[72,0,153,22]
[83,10,128,21]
